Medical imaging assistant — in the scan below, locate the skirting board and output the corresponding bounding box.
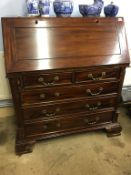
[0,99,13,108]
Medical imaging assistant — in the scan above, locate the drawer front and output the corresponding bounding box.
[22,71,73,88]
[23,95,117,121]
[75,67,121,83]
[21,81,119,105]
[25,110,114,137]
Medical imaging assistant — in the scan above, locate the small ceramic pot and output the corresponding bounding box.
[39,0,50,16]
[79,0,104,17]
[104,2,119,17]
[53,0,73,17]
[26,0,40,16]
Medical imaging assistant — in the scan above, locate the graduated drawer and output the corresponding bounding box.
[23,95,117,121]
[75,67,121,83]
[21,81,119,105]
[21,71,73,88]
[25,110,114,138]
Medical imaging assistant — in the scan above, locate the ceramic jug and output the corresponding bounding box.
[39,0,50,16]
[26,0,40,16]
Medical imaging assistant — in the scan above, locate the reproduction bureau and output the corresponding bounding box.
[2,17,130,155]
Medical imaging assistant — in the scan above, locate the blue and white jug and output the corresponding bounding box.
[39,0,50,16]
[26,0,40,16]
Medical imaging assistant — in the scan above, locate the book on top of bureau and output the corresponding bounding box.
[2,17,130,155]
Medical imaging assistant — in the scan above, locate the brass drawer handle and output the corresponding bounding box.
[88,121,97,125]
[54,76,59,81]
[86,87,103,96]
[40,93,46,99]
[41,107,60,117]
[54,92,60,97]
[84,117,100,125]
[85,102,101,111]
[55,107,60,112]
[41,111,56,117]
[43,125,48,129]
[84,118,89,123]
[56,122,61,128]
[38,77,44,82]
[38,76,59,86]
[88,72,106,80]
[46,113,56,117]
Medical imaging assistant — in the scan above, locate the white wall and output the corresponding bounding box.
[0,0,27,51]
[0,0,131,100]
[0,52,11,99]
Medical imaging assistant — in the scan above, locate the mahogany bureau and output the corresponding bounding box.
[2,17,130,155]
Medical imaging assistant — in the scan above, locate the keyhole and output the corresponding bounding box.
[35,20,38,24]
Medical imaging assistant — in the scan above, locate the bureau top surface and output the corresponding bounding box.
[2,17,130,73]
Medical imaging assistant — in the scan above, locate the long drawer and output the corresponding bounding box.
[25,110,114,138]
[21,81,119,105]
[23,95,118,121]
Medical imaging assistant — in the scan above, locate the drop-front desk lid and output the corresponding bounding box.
[2,17,130,74]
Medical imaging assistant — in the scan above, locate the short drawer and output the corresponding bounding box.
[21,81,119,105]
[75,67,121,83]
[25,110,114,137]
[23,95,117,121]
[21,71,73,88]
